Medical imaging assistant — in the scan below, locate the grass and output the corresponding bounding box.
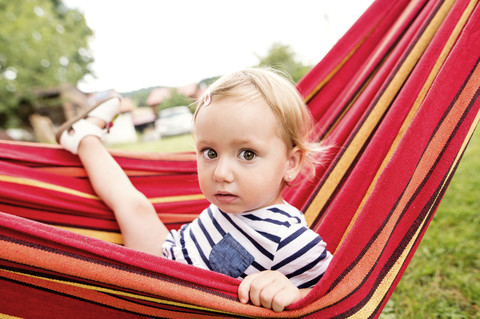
[110,133,195,153]
[112,129,479,318]
[380,127,480,318]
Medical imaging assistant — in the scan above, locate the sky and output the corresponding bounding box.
[63,0,374,93]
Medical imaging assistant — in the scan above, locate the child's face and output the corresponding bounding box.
[194,97,292,214]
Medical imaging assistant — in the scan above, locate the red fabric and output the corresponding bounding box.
[315,0,473,249]
[1,0,480,317]
[298,0,480,314]
[286,0,426,210]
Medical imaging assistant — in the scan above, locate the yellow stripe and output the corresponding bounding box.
[0,314,22,319]
[323,74,375,139]
[303,4,398,104]
[351,107,480,318]
[0,174,99,200]
[336,0,472,251]
[303,19,383,104]
[303,44,361,103]
[0,268,237,317]
[347,204,428,318]
[304,0,455,226]
[0,174,204,204]
[150,193,205,204]
[307,114,477,314]
[55,226,124,244]
[1,240,274,318]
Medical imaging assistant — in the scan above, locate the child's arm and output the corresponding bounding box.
[238,270,312,312]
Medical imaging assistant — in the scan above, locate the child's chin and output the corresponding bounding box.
[215,203,245,214]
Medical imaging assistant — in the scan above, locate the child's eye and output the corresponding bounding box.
[239,150,256,161]
[202,148,217,159]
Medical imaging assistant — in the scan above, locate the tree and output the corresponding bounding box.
[158,89,195,113]
[123,86,157,107]
[0,0,93,127]
[256,42,311,83]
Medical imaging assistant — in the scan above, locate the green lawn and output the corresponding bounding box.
[112,129,479,318]
[110,133,195,153]
[381,128,480,318]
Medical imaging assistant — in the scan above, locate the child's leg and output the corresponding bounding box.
[77,135,168,255]
[58,98,168,256]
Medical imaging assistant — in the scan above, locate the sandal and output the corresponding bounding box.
[59,119,104,154]
[56,96,121,154]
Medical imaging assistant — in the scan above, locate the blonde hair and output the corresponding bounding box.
[194,67,326,179]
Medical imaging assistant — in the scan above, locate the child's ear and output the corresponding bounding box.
[284,147,305,183]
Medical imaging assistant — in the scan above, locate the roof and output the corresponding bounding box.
[146,87,171,106]
[88,90,134,113]
[130,107,156,126]
[146,83,206,107]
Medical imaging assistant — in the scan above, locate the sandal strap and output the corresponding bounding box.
[88,96,121,125]
[59,119,104,154]
[55,96,121,145]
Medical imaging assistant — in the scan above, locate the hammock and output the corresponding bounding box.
[1,0,479,317]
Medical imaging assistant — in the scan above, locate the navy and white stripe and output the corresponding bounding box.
[162,203,332,288]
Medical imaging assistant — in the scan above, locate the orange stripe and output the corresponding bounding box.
[353,93,480,318]
[300,192,434,315]
[304,0,455,226]
[301,6,480,312]
[314,43,480,312]
[322,72,375,139]
[54,226,124,244]
[0,139,61,149]
[0,174,99,200]
[150,194,205,204]
[302,14,385,104]
[0,313,21,319]
[0,173,204,205]
[0,269,189,318]
[336,0,476,251]
[36,166,172,178]
[56,213,198,244]
[0,239,302,318]
[35,166,88,177]
[303,42,364,103]
[109,148,196,161]
[158,213,199,224]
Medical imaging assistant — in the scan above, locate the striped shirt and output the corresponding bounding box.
[163,203,332,288]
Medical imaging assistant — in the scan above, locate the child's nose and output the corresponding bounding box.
[213,157,234,183]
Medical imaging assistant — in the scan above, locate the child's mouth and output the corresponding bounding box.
[214,192,238,203]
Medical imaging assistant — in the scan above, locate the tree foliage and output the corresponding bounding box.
[123,86,157,107]
[256,42,311,83]
[0,0,93,127]
[159,89,194,112]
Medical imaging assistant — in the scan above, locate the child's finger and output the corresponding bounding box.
[248,272,277,307]
[271,289,295,312]
[258,281,282,310]
[238,273,257,304]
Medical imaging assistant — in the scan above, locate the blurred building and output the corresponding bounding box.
[146,83,205,115]
[87,90,138,145]
[28,86,137,144]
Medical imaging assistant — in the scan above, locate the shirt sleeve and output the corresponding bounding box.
[271,224,333,288]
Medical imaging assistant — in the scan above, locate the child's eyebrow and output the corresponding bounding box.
[230,137,265,148]
[194,137,213,145]
[195,134,266,150]
[231,137,255,144]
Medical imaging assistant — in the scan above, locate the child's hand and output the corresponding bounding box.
[238,270,303,312]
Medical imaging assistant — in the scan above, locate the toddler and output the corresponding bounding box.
[57,68,332,312]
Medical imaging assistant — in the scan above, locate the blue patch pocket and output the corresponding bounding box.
[209,233,254,278]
